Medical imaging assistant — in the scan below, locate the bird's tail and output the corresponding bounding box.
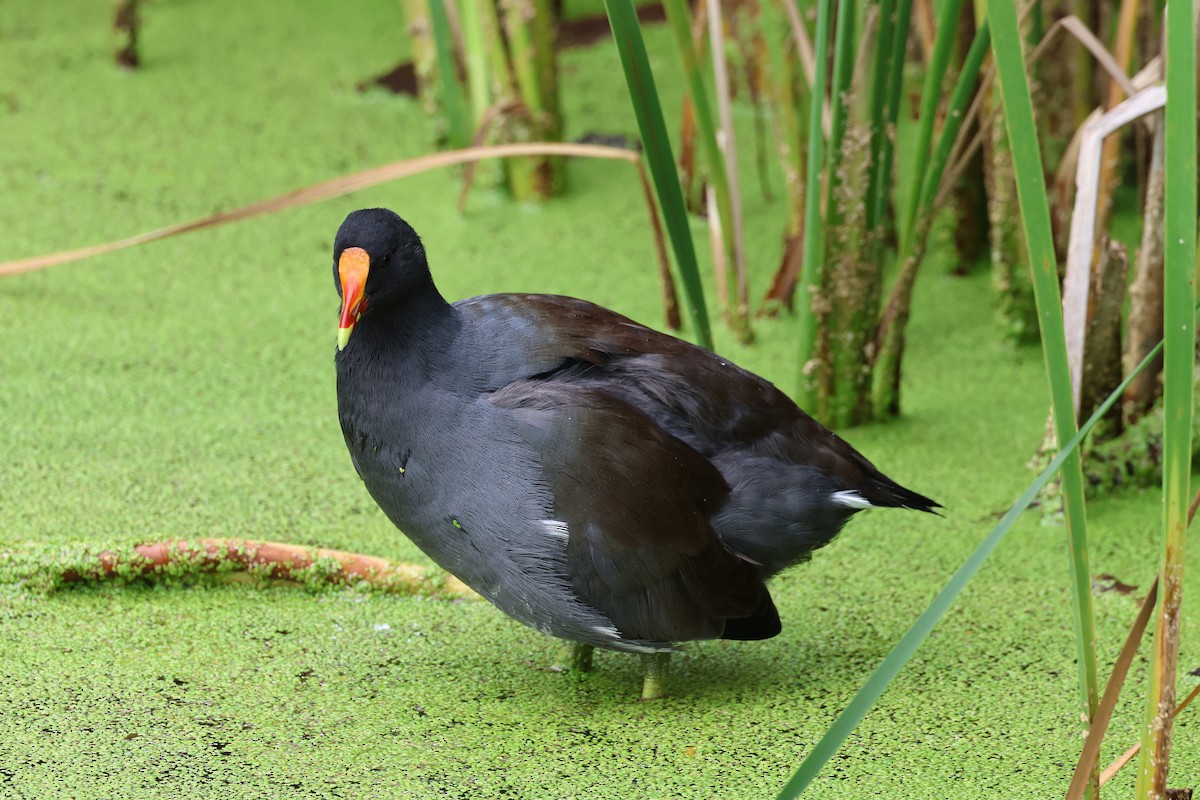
[863,474,941,514]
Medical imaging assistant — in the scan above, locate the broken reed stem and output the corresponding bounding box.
[1079,487,1200,793]
[58,538,478,599]
[1102,682,1200,786]
[0,142,667,279]
[1066,575,1158,799]
[1122,109,1166,421]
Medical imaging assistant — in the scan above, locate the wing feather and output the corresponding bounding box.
[491,380,780,644]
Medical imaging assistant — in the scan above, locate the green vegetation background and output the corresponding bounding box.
[1,0,1196,797]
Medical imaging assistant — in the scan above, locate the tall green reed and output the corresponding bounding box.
[794,0,834,411]
[426,0,472,149]
[989,3,1099,796]
[871,0,972,417]
[603,0,713,350]
[1135,0,1197,794]
[777,340,1166,799]
[661,0,753,340]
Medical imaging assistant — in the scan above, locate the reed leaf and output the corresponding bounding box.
[603,0,713,349]
[795,0,834,408]
[660,0,735,293]
[871,1,978,418]
[776,340,1165,799]
[863,0,895,236]
[1135,0,1197,793]
[918,20,990,228]
[757,0,805,236]
[988,3,1099,797]
[706,0,751,339]
[868,0,913,239]
[778,0,830,135]
[427,0,473,149]
[896,0,966,263]
[457,0,491,122]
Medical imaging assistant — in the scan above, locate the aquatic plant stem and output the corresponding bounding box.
[863,0,896,237]
[795,0,834,409]
[869,0,913,241]
[776,340,1165,799]
[427,0,473,149]
[1135,0,1197,793]
[1073,487,1200,797]
[1066,577,1158,799]
[706,0,751,340]
[660,0,749,339]
[1109,684,1200,786]
[895,0,966,265]
[604,0,713,350]
[458,0,491,124]
[871,3,980,418]
[988,3,1099,797]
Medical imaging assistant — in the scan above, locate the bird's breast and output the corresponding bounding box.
[337,387,563,588]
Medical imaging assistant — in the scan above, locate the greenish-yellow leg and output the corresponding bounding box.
[568,642,594,674]
[640,652,671,700]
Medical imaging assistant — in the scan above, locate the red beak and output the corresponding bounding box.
[337,247,370,350]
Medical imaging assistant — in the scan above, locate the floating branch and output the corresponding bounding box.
[56,538,478,599]
[0,142,669,290]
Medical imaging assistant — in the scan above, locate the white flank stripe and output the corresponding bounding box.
[540,519,570,539]
[832,490,874,509]
[591,625,620,640]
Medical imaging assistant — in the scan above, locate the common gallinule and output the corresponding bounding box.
[332,208,938,699]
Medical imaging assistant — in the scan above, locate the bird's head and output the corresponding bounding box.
[332,208,429,350]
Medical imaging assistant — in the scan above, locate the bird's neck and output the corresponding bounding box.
[338,282,458,376]
[375,281,454,336]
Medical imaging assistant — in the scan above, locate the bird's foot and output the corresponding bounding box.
[640,652,671,701]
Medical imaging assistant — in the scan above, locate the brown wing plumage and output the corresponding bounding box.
[491,380,780,644]
[470,293,938,512]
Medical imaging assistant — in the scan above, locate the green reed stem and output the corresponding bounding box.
[989,4,1099,797]
[1134,0,1197,794]
[604,0,713,349]
[426,0,472,149]
[795,0,834,408]
[776,339,1165,799]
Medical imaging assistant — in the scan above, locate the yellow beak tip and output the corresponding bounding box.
[337,325,354,350]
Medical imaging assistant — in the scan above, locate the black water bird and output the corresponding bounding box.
[331,208,938,699]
